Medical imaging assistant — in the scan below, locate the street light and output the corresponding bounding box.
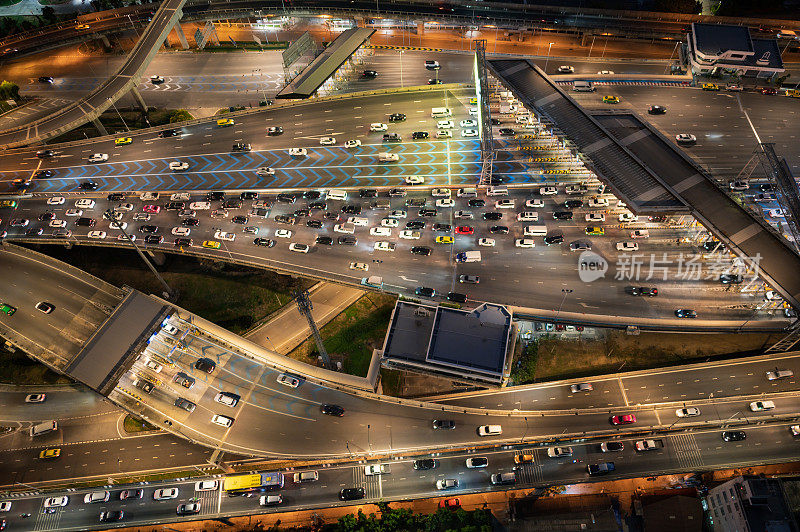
[555,288,573,319]
[398,49,404,87]
[544,42,555,72]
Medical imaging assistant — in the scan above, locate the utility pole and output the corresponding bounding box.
[293,290,331,369]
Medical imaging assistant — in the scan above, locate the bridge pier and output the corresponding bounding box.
[98,34,112,52]
[417,21,424,35]
[173,22,189,50]
[145,250,166,266]
[92,117,108,136]
[130,86,148,113]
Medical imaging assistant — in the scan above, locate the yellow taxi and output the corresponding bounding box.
[514,453,533,465]
[39,448,61,459]
[701,83,719,91]
[115,137,132,146]
[216,118,234,127]
[585,226,605,236]
[76,24,90,30]
[0,199,17,208]
[602,95,620,104]
[786,89,800,98]
[469,97,478,105]
[202,240,221,249]
[435,236,454,244]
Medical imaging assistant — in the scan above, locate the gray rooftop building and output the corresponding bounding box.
[706,476,798,532]
[687,23,785,79]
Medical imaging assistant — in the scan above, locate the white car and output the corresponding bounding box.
[47,196,65,205]
[370,227,391,237]
[431,188,451,197]
[88,153,108,163]
[214,231,235,242]
[369,123,388,132]
[276,373,300,388]
[87,231,106,239]
[256,167,275,176]
[585,213,605,222]
[465,457,488,468]
[546,447,573,458]
[618,212,637,222]
[437,120,454,129]
[539,186,557,195]
[399,230,420,240]
[344,140,361,149]
[469,107,478,116]
[495,199,515,209]
[675,133,697,144]
[150,75,165,83]
[44,496,69,508]
[515,238,535,248]
[380,218,399,227]
[405,175,424,185]
[764,290,782,301]
[364,464,386,476]
[75,199,95,209]
[195,480,219,492]
[140,192,159,201]
[460,119,477,128]
[170,193,190,201]
[749,400,776,412]
[319,137,336,145]
[144,359,162,373]
[630,230,650,239]
[436,479,458,490]
[454,210,473,219]
[171,227,191,236]
[211,414,234,427]
[116,203,135,212]
[597,70,615,75]
[635,439,658,451]
[49,219,66,228]
[461,129,478,137]
[65,209,82,217]
[169,161,189,171]
[436,130,452,138]
[766,369,793,380]
[435,199,455,208]
[378,152,399,162]
[588,197,609,207]
[349,262,369,271]
[525,198,544,208]
[675,407,701,418]
[118,234,135,241]
[153,488,179,500]
[288,148,307,156]
[557,65,574,73]
[334,223,355,234]
[189,202,211,210]
[0,501,11,511]
[768,208,785,218]
[274,229,292,238]
[478,238,495,247]
[616,241,639,252]
[388,210,407,218]
[288,243,310,253]
[729,180,749,191]
[374,241,396,252]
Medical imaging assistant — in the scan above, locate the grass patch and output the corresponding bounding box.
[0,0,22,6]
[288,293,395,377]
[122,414,158,433]
[379,368,402,396]
[203,41,289,52]
[512,330,779,384]
[0,344,70,385]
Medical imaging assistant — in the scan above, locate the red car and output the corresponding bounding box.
[142,204,161,214]
[455,226,474,235]
[610,414,636,425]
[761,87,777,95]
[439,498,460,509]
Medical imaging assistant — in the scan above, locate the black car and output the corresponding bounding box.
[564,199,584,209]
[383,133,402,143]
[389,113,406,122]
[544,235,564,245]
[36,149,55,158]
[35,301,55,313]
[309,201,327,210]
[468,199,486,208]
[587,462,615,476]
[411,246,432,256]
[293,209,310,217]
[165,202,185,211]
[194,358,216,373]
[338,236,357,245]
[433,223,452,232]
[341,204,361,215]
[483,212,502,221]
[182,218,200,227]
[206,191,225,201]
[239,192,258,201]
[388,188,407,197]
[487,174,505,185]
[491,118,501,125]
[267,126,284,136]
[432,420,455,430]
[418,208,438,217]
[722,430,746,442]
[499,128,516,136]
[75,217,96,227]
[303,190,322,200]
[38,212,55,221]
[38,76,54,83]
[107,193,126,201]
[316,235,333,245]
[276,193,296,204]
[415,286,435,297]
[229,215,247,225]
[79,181,98,191]
[413,459,438,470]
[406,198,426,207]
[406,220,426,230]
[174,237,192,247]
[174,372,195,389]
[34,170,53,178]
[254,238,275,247]
[359,189,378,198]
[25,228,43,236]
[306,219,323,228]
[324,212,339,220]
[99,510,124,522]
[759,183,774,192]
[174,398,196,412]
[428,78,442,85]
[144,235,163,244]
[447,292,467,303]
[648,215,667,223]
[321,403,345,417]
[553,211,574,220]
[700,240,724,252]
[489,225,509,234]
[675,309,697,318]
[231,142,251,152]
[159,128,180,138]
[412,131,429,140]
[139,225,159,233]
[362,70,378,78]
[176,503,200,516]
[648,105,667,115]
[719,273,743,284]
[275,214,296,225]
[223,199,242,209]
[339,488,365,501]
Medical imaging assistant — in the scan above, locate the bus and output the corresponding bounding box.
[224,472,284,495]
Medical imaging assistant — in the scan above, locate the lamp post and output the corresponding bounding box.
[555,288,573,319]
[544,42,555,72]
[398,49,404,87]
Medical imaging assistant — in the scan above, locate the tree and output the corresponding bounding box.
[168,109,193,123]
[0,81,20,101]
[42,6,56,20]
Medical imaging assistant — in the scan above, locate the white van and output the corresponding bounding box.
[347,216,369,227]
[486,186,508,197]
[517,212,539,222]
[293,471,319,483]
[524,225,548,237]
[457,187,477,198]
[260,494,282,506]
[573,80,595,92]
[326,189,347,201]
[477,425,502,436]
[431,107,452,118]
[30,420,58,437]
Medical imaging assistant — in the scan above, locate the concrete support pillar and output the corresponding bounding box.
[354,17,365,28]
[130,86,148,113]
[99,34,112,50]
[518,30,525,42]
[173,22,189,49]
[146,250,166,266]
[416,21,424,35]
[92,117,108,136]
[209,22,220,45]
